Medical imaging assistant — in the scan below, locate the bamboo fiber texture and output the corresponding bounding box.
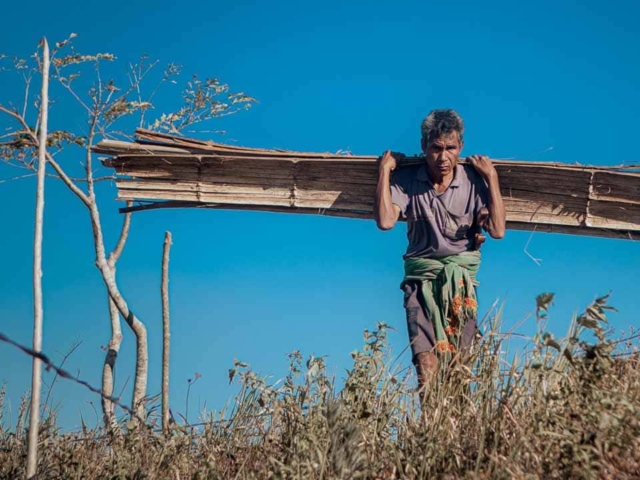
[95,129,640,240]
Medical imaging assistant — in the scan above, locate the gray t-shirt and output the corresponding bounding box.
[390,163,489,259]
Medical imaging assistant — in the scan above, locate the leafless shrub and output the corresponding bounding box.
[0,34,255,431]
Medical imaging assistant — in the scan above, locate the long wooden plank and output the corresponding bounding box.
[115,177,590,207]
[108,161,596,188]
[112,200,640,241]
[111,170,629,226]
[99,131,640,171]
[116,182,598,228]
[95,131,640,240]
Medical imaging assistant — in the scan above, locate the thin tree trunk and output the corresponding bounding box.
[161,231,172,433]
[101,205,131,430]
[85,161,147,422]
[97,260,147,421]
[101,296,122,431]
[128,304,148,421]
[27,37,49,479]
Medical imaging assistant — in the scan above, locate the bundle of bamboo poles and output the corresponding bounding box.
[94,129,640,240]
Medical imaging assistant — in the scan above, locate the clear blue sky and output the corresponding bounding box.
[1,0,638,430]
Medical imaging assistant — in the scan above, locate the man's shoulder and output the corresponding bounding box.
[390,163,421,186]
[460,163,488,189]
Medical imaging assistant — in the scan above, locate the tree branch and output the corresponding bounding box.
[85,94,100,198]
[45,150,91,207]
[0,104,91,207]
[0,331,144,423]
[0,172,36,184]
[0,104,27,124]
[52,66,92,115]
[108,201,133,266]
[43,339,83,411]
[22,70,33,120]
[0,167,115,185]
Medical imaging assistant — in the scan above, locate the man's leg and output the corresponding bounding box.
[445,308,481,397]
[402,282,438,395]
[457,305,481,363]
[414,351,438,392]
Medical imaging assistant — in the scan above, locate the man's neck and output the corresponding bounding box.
[427,165,456,194]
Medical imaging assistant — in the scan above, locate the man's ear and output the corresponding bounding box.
[421,137,427,153]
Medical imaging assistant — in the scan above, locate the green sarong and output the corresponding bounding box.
[401,251,481,354]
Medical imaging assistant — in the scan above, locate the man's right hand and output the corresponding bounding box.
[379,150,405,173]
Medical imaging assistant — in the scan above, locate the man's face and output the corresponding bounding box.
[422,132,463,178]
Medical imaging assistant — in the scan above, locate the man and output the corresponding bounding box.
[374,109,506,391]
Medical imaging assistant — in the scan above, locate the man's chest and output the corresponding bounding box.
[406,187,475,239]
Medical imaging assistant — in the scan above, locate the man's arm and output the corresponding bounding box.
[468,155,506,239]
[374,150,402,231]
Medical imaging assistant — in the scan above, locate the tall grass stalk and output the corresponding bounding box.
[1,294,638,479]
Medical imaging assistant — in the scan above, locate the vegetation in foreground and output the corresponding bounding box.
[1,293,639,479]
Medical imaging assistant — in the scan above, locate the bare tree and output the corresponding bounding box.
[161,231,172,434]
[26,37,49,479]
[101,203,131,431]
[0,34,255,427]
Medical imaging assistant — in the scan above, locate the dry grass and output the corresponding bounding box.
[1,293,639,479]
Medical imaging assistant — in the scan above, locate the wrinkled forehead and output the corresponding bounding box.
[427,131,462,147]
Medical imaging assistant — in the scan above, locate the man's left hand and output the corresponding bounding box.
[467,155,498,182]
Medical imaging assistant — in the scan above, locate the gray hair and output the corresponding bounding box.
[421,109,464,144]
